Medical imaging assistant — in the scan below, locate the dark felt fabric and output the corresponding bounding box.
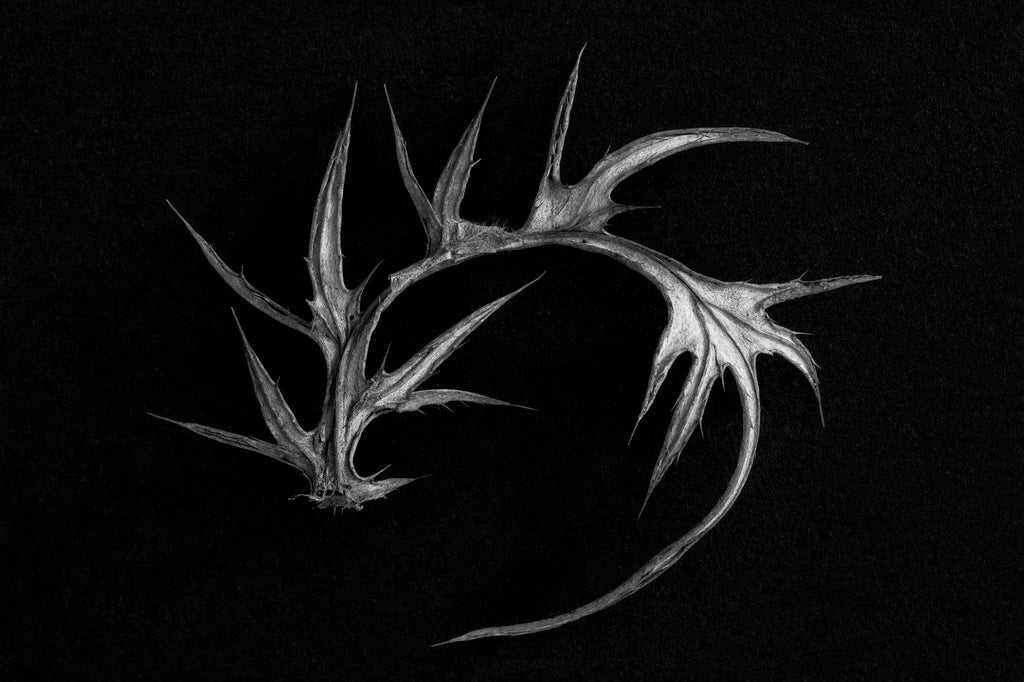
[3,1,1021,678]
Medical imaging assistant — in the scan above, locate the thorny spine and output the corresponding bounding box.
[157,50,879,643]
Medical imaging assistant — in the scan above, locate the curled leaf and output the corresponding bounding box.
[430,56,878,643]
[168,57,878,645]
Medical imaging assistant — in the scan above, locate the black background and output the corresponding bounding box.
[3,1,1022,679]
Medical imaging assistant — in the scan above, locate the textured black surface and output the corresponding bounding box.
[3,1,1021,678]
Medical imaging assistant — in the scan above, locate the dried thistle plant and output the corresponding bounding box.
[156,52,878,644]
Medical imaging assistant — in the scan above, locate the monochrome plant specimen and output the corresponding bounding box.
[157,52,878,644]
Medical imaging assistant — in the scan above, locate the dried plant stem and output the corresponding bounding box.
[159,49,878,641]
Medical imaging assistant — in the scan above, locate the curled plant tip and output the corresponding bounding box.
[165,53,878,644]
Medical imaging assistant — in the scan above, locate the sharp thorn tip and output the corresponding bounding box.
[637,491,653,521]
